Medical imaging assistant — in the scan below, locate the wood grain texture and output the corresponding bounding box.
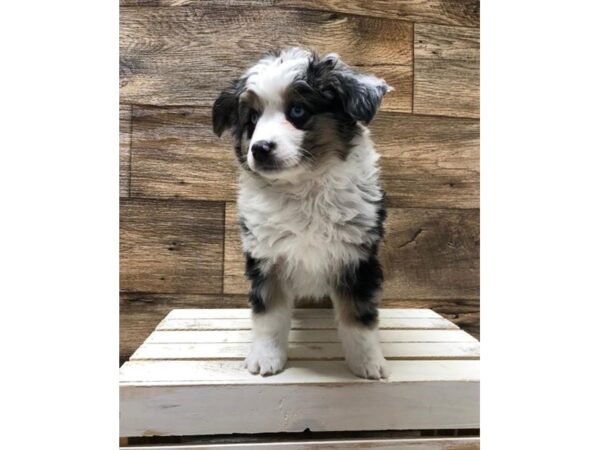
[224,204,479,300]
[122,437,480,450]
[224,201,246,292]
[380,208,479,300]
[371,112,479,208]
[120,104,132,197]
[120,0,480,29]
[382,299,479,340]
[278,0,479,27]
[414,24,479,118]
[129,107,477,208]
[120,6,412,109]
[120,293,248,364]
[130,106,239,200]
[120,198,224,294]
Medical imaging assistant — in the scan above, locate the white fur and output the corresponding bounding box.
[244,297,292,376]
[337,322,389,379]
[244,49,310,174]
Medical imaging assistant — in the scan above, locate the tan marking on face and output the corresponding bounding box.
[240,89,264,112]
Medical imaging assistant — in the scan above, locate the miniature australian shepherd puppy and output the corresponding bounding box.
[212,47,390,379]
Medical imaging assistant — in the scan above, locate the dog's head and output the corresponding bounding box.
[212,48,391,180]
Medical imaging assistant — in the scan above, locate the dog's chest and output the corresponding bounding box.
[239,175,380,280]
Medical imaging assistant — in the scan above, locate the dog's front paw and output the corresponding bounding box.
[244,341,287,376]
[346,351,390,380]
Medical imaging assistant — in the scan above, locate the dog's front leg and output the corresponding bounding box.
[244,257,291,376]
[331,257,389,380]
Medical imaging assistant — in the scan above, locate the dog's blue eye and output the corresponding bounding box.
[289,105,305,119]
[250,111,259,125]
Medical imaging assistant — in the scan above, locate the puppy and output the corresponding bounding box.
[212,48,390,379]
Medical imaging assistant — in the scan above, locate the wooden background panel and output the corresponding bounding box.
[224,202,245,294]
[120,104,132,197]
[128,107,476,208]
[371,112,479,209]
[119,1,480,363]
[120,198,224,294]
[120,6,412,109]
[121,0,480,28]
[224,204,479,300]
[278,0,480,27]
[414,23,480,118]
[380,208,479,300]
[130,106,238,200]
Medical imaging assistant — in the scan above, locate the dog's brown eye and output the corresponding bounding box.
[250,111,259,125]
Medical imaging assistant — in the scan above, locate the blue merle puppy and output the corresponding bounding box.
[212,48,390,379]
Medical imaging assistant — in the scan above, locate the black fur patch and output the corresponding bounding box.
[336,254,384,327]
[244,253,268,314]
[212,77,252,168]
[300,52,388,124]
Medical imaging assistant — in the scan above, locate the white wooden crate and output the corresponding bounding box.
[120,308,480,440]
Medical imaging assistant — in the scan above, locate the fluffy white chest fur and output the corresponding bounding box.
[238,131,383,299]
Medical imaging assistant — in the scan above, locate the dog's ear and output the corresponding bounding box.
[212,81,241,137]
[316,54,392,124]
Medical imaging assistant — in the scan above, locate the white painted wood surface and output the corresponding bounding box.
[131,342,480,360]
[157,317,457,331]
[123,436,480,449]
[145,329,477,344]
[120,309,480,438]
[165,308,444,319]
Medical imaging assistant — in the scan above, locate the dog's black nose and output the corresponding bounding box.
[251,140,276,163]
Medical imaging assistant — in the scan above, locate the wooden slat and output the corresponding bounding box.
[121,359,478,384]
[130,106,239,201]
[120,358,479,435]
[382,299,480,340]
[224,201,245,292]
[121,0,274,5]
[145,329,478,344]
[121,380,479,435]
[277,0,480,27]
[372,112,479,209]
[225,206,479,299]
[131,341,479,360]
[120,104,132,197]
[120,0,480,29]
[165,308,442,319]
[380,209,479,300]
[414,24,479,118]
[122,436,480,450]
[120,6,412,109]
[120,199,224,294]
[157,317,458,331]
[128,108,476,207]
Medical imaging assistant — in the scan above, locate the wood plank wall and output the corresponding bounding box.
[119,0,480,363]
